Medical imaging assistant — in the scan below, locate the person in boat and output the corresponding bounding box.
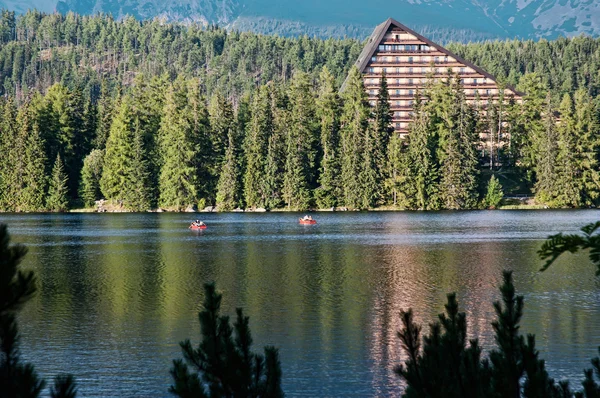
[302,215,313,221]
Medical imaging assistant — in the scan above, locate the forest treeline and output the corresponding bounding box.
[0,10,599,211]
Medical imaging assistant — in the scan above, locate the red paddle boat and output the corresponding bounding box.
[189,222,207,230]
[299,217,317,225]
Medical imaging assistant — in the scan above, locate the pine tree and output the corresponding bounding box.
[406,93,438,210]
[555,94,581,207]
[126,122,153,212]
[0,98,19,211]
[339,67,369,209]
[18,101,47,212]
[360,125,378,209]
[244,86,272,209]
[282,73,315,210]
[315,67,341,209]
[489,271,525,398]
[534,97,559,206]
[46,154,70,212]
[372,72,394,204]
[93,81,113,150]
[170,282,284,398]
[79,149,104,208]
[216,132,241,211]
[573,89,600,206]
[158,79,201,210]
[484,175,504,209]
[100,97,135,204]
[385,133,412,207]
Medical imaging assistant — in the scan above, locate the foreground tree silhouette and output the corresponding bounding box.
[538,221,600,275]
[0,224,77,397]
[170,282,284,398]
[396,270,600,397]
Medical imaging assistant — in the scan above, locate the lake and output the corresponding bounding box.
[2,211,599,397]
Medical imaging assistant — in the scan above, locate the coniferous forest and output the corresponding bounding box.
[1,10,600,211]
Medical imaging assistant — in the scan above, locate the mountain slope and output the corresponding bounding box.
[6,0,600,41]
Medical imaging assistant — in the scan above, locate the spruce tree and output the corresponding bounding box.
[484,175,504,209]
[93,82,113,151]
[555,94,581,207]
[489,271,525,398]
[100,97,135,205]
[339,67,369,209]
[573,89,600,206]
[18,101,47,212]
[359,125,378,209]
[315,67,341,209]
[170,282,283,398]
[406,93,438,210]
[126,123,153,212]
[46,154,70,212]
[244,86,272,209]
[0,98,19,211]
[534,97,559,206]
[216,132,241,211]
[385,133,412,208]
[372,72,394,204]
[79,149,104,208]
[283,73,315,210]
[158,79,201,210]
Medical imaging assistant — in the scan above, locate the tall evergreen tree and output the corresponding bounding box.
[93,81,113,151]
[438,78,480,210]
[339,67,369,209]
[385,132,412,207]
[79,149,104,208]
[372,72,394,204]
[315,67,341,209]
[0,98,20,210]
[244,86,272,209]
[282,72,315,210]
[216,132,242,211]
[405,93,438,210]
[18,101,47,212]
[46,154,69,212]
[158,79,202,210]
[100,97,135,206]
[555,94,581,207]
[170,283,283,398]
[534,97,559,206]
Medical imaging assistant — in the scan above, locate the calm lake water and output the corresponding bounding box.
[2,211,600,397]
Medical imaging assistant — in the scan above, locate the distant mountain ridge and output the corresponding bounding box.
[3,0,599,42]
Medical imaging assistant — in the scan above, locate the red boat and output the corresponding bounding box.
[189,224,207,230]
[299,218,317,225]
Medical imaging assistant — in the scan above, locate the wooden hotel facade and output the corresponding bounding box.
[345,18,521,137]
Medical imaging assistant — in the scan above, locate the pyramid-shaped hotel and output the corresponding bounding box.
[345,18,522,136]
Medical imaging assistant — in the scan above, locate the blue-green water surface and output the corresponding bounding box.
[1,211,599,397]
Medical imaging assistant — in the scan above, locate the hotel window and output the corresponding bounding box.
[396,68,401,73]
[408,79,414,85]
[378,45,385,51]
[396,89,401,95]
[434,56,440,63]
[396,123,402,128]
[460,67,466,73]
[408,89,414,96]
[385,45,392,51]
[474,89,479,95]
[371,56,377,62]
[396,101,402,106]
[421,68,427,74]
[396,57,401,62]
[486,89,492,95]
[383,67,388,73]
[408,57,414,64]
[444,56,449,63]
[473,78,478,85]
[369,90,375,95]
[408,67,413,74]
[396,79,401,84]
[408,100,414,106]
[404,45,411,51]
[368,67,374,73]
[395,111,402,117]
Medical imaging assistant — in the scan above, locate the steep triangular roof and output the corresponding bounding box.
[341,18,521,95]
